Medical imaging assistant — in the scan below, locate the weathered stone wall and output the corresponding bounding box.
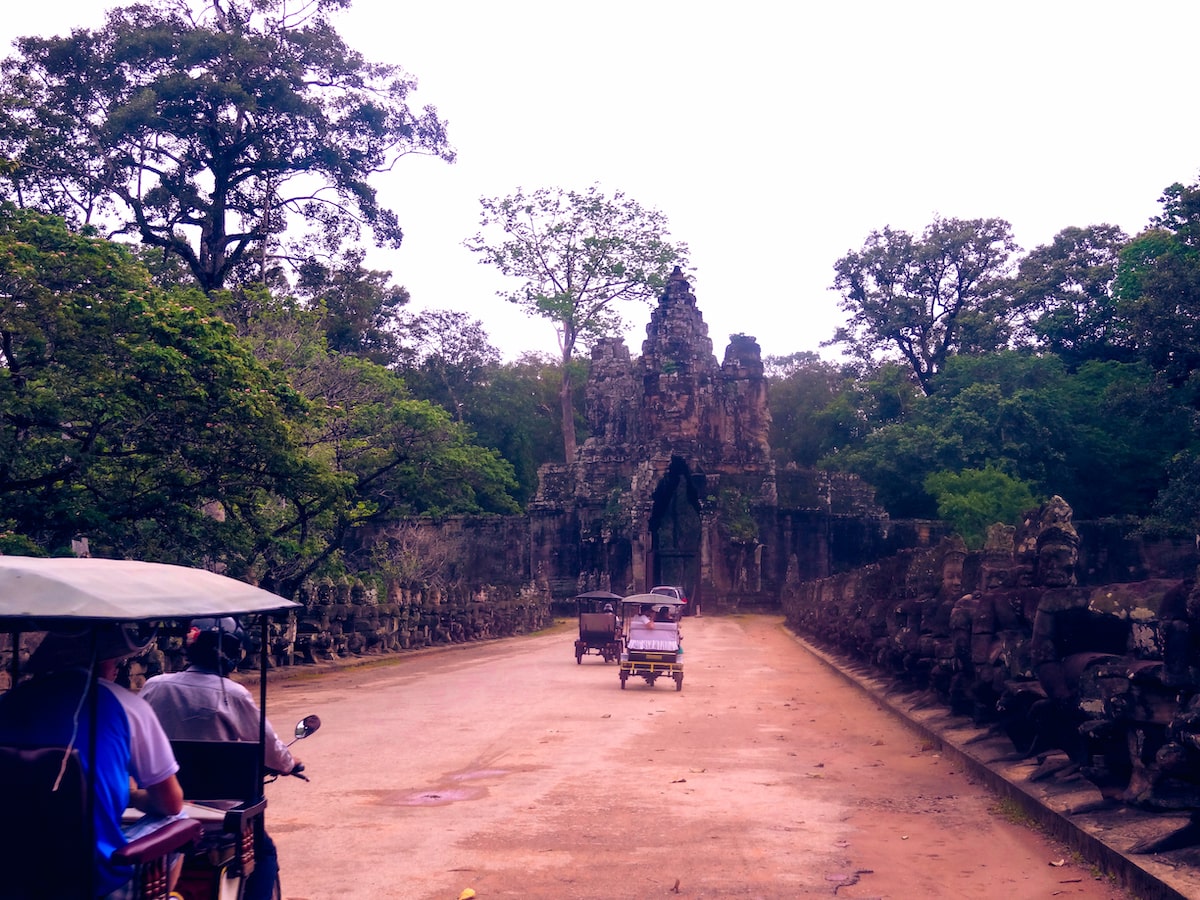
[782,497,1200,813]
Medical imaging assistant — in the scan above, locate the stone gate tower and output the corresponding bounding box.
[530,267,787,607]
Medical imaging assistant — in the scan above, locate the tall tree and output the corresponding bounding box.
[466,184,688,460]
[294,250,411,367]
[826,351,1190,520]
[765,352,868,468]
[0,207,521,589]
[1113,179,1200,387]
[0,0,453,292]
[1009,224,1130,366]
[463,353,579,506]
[400,309,500,421]
[228,293,520,591]
[829,217,1018,394]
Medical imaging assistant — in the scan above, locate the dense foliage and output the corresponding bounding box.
[0,207,519,593]
[829,217,1018,394]
[775,180,1200,539]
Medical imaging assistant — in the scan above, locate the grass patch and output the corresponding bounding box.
[990,796,1036,828]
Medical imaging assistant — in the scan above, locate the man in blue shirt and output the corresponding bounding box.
[0,624,184,898]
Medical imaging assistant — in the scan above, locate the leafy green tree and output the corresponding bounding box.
[924,466,1039,550]
[826,351,1191,520]
[0,205,329,565]
[294,250,412,367]
[1143,450,1200,537]
[766,352,868,468]
[463,354,580,506]
[400,309,501,421]
[466,184,688,460]
[829,217,1018,394]
[223,291,520,589]
[1113,180,1200,387]
[0,208,521,594]
[0,0,453,292]
[767,355,925,472]
[314,358,520,518]
[1009,224,1130,366]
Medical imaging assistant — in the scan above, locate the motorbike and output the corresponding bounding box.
[171,714,321,900]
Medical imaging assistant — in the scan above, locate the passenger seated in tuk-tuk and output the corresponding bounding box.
[141,617,300,900]
[632,604,654,627]
[0,624,186,899]
[654,606,673,623]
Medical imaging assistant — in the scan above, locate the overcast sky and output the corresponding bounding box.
[6,1,1200,363]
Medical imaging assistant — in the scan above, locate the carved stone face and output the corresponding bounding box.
[1036,541,1078,587]
[980,561,1011,591]
[939,552,965,596]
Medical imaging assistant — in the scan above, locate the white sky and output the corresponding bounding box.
[6,1,1200,363]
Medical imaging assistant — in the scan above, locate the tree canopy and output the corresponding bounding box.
[0,0,453,292]
[1009,224,1130,366]
[0,207,520,591]
[0,205,326,565]
[1112,181,1200,388]
[829,217,1018,394]
[466,184,688,460]
[813,352,1193,521]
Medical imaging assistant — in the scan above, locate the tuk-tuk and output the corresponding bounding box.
[618,593,684,690]
[572,590,623,664]
[0,555,302,900]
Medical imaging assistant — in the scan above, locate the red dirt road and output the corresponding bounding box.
[258,615,1137,899]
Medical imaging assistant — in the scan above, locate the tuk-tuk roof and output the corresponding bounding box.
[573,590,623,601]
[0,556,298,625]
[622,592,685,607]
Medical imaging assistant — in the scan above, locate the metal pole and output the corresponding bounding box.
[256,614,269,802]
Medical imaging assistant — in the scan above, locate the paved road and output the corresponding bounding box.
[259,615,1135,899]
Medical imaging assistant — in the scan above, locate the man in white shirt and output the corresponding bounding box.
[141,617,299,900]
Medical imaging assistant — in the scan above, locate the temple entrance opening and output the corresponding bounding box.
[648,456,702,601]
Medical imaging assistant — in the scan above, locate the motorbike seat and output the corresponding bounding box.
[0,743,201,900]
[169,740,266,880]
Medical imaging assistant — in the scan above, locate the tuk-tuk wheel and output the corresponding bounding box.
[576,651,583,664]
[619,672,628,689]
[674,673,684,691]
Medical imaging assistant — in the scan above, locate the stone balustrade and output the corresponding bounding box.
[782,497,1200,812]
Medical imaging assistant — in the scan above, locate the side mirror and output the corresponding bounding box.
[294,714,321,741]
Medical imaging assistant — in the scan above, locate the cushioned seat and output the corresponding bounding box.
[0,744,201,900]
